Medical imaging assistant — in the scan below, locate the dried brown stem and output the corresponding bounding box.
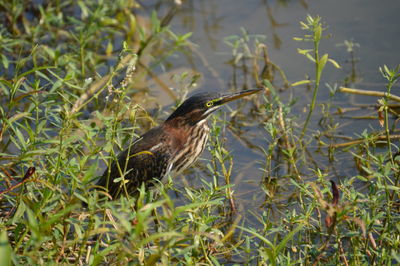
[340,87,400,102]
[330,134,400,148]
[0,167,36,197]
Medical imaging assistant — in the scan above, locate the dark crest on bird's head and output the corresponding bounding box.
[165,92,222,125]
[165,89,262,126]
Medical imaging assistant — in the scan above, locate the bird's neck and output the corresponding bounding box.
[163,119,209,150]
[164,119,210,173]
[164,116,206,128]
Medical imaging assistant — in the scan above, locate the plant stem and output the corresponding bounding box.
[339,87,400,102]
[300,21,322,140]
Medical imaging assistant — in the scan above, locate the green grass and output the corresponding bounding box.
[1,1,400,265]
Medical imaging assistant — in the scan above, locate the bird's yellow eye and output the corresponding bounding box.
[205,101,214,107]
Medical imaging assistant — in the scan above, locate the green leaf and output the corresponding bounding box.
[4,113,29,129]
[26,208,39,239]
[73,192,88,204]
[237,226,274,249]
[262,79,275,92]
[174,199,222,215]
[392,250,400,263]
[291,80,312,87]
[262,248,276,265]
[0,230,12,266]
[314,25,322,42]
[328,58,341,69]
[11,201,26,224]
[77,1,89,18]
[300,21,308,30]
[384,65,390,76]
[209,255,221,266]
[1,54,9,69]
[17,66,55,80]
[14,127,26,150]
[83,160,99,182]
[138,231,183,247]
[42,204,79,228]
[151,11,161,33]
[297,48,312,55]
[276,225,304,253]
[105,41,113,56]
[386,185,400,191]
[306,53,316,63]
[318,53,329,74]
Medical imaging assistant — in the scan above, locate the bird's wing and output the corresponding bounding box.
[96,127,172,199]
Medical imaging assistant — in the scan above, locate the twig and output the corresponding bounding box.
[0,167,36,197]
[339,87,400,102]
[329,134,400,148]
[0,167,15,186]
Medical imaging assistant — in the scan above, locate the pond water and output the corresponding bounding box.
[143,0,400,225]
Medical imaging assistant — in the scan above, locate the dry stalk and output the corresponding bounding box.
[340,87,400,102]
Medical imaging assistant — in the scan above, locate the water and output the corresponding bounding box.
[142,0,400,225]
[170,0,400,85]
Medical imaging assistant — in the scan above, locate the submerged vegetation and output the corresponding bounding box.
[0,1,399,265]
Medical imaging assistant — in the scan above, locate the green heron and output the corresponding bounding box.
[96,89,262,199]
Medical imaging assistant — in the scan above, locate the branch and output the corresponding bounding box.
[0,167,35,197]
[339,87,400,102]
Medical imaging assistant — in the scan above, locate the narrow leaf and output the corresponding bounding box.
[291,80,312,87]
[0,231,12,266]
[276,225,304,253]
[318,53,329,73]
[328,58,341,69]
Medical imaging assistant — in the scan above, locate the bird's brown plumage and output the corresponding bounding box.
[95,89,261,199]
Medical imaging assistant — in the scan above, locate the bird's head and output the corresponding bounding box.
[165,89,262,126]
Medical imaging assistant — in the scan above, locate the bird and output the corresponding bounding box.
[96,89,262,199]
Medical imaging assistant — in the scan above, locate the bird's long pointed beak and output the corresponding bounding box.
[219,88,262,104]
